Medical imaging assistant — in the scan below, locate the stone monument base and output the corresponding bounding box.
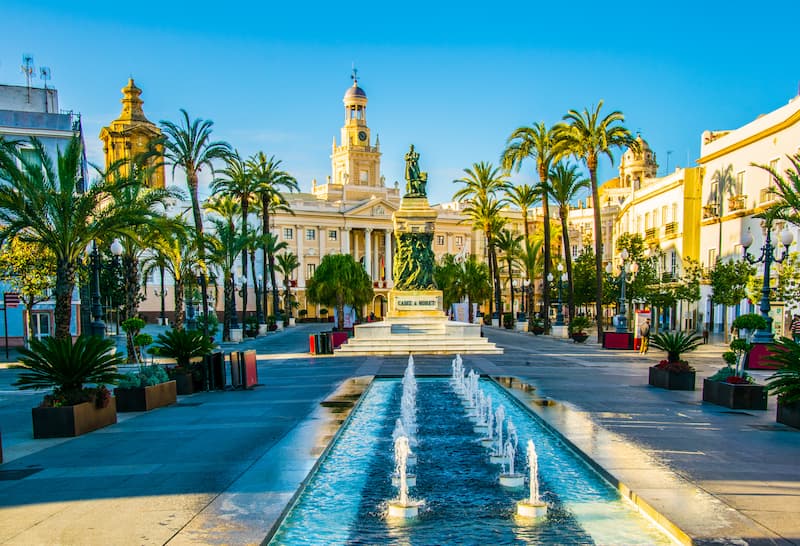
[335,289,503,356]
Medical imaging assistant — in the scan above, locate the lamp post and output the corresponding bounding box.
[556,264,566,326]
[606,249,636,333]
[186,266,199,331]
[741,218,794,343]
[230,272,240,330]
[256,275,266,325]
[153,265,168,326]
[88,238,123,338]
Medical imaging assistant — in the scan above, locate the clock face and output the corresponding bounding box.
[358,131,367,142]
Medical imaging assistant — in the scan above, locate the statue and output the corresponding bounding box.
[394,232,435,290]
[404,144,427,198]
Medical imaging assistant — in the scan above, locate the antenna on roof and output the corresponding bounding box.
[40,66,51,89]
[21,54,34,103]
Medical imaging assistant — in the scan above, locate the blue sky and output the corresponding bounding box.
[2,0,799,205]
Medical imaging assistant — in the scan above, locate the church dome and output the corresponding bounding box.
[344,83,367,100]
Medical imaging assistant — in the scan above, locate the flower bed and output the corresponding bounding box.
[648,361,696,391]
[114,380,177,412]
[702,378,767,410]
[32,397,117,439]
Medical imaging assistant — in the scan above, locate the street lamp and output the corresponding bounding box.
[606,249,636,333]
[549,264,567,326]
[186,266,200,331]
[230,271,240,330]
[153,265,168,326]
[88,238,123,338]
[256,275,266,325]
[741,218,794,343]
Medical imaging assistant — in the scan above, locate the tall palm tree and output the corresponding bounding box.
[549,162,590,323]
[502,122,561,333]
[453,162,510,322]
[247,152,299,317]
[275,251,300,325]
[212,150,258,326]
[504,183,539,328]
[141,220,199,332]
[494,229,523,326]
[520,237,545,320]
[556,102,636,341]
[260,233,289,317]
[160,109,232,333]
[205,194,242,340]
[461,255,493,323]
[0,136,156,340]
[206,217,248,341]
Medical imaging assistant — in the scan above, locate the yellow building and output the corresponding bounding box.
[99,79,165,188]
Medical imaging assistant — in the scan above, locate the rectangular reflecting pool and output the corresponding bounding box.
[268,377,675,545]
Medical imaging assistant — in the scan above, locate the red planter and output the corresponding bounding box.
[32,399,117,439]
[114,381,177,412]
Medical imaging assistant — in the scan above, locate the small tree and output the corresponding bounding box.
[709,259,755,340]
[0,237,55,344]
[305,254,373,330]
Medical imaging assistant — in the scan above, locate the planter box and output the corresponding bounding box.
[648,367,696,391]
[777,400,800,429]
[702,379,767,410]
[32,399,117,439]
[172,372,194,395]
[571,333,589,343]
[114,381,177,412]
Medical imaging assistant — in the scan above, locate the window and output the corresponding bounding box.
[455,235,463,246]
[436,235,445,246]
[307,263,316,278]
[283,227,293,240]
[328,230,337,241]
[736,171,745,195]
[708,248,718,268]
[671,251,677,276]
[662,205,669,224]
[360,170,368,184]
[644,212,651,230]
[19,147,42,170]
[572,245,579,258]
[306,229,316,241]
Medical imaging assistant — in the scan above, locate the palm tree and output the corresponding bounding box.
[519,237,545,321]
[556,102,636,341]
[206,216,248,341]
[549,162,590,323]
[502,122,561,333]
[454,162,510,322]
[461,255,493,323]
[275,252,300,325]
[141,222,199,332]
[159,109,232,333]
[306,253,373,331]
[0,136,156,340]
[756,152,800,226]
[494,229,523,326]
[260,232,289,317]
[212,151,258,326]
[247,152,299,317]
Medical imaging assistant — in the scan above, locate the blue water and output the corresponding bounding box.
[270,378,672,545]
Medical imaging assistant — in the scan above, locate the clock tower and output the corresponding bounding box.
[330,71,382,193]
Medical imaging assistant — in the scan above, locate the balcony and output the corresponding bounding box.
[645,227,658,241]
[760,187,777,204]
[664,222,678,236]
[702,203,719,219]
[728,194,747,212]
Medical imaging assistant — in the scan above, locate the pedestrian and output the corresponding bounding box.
[791,314,800,342]
[639,319,651,354]
[702,324,709,344]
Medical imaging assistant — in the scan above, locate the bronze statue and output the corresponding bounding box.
[404,144,427,198]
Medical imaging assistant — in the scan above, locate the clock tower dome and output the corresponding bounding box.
[330,70,382,193]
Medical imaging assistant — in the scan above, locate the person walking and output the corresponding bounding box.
[639,319,651,354]
[791,314,800,342]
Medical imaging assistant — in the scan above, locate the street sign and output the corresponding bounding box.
[3,293,20,308]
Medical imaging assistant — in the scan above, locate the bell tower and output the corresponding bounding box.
[330,70,381,190]
[99,79,165,188]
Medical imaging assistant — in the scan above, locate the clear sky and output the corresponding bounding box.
[2,0,799,206]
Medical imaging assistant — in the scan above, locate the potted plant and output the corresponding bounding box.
[765,336,800,428]
[12,336,124,438]
[151,329,217,395]
[568,316,591,343]
[703,314,768,409]
[114,364,177,412]
[319,308,330,322]
[267,315,278,332]
[244,315,259,338]
[648,331,702,390]
[530,317,545,336]
[299,309,308,323]
[503,312,514,330]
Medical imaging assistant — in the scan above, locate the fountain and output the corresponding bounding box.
[517,439,548,519]
[498,437,525,488]
[479,398,495,448]
[489,405,507,464]
[387,435,424,519]
[473,391,489,434]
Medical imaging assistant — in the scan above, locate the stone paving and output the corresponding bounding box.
[0,324,797,545]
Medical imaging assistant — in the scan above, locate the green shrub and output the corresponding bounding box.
[568,316,591,334]
[649,331,703,362]
[13,336,125,405]
[151,329,216,368]
[765,337,800,403]
[118,364,170,388]
[732,313,768,333]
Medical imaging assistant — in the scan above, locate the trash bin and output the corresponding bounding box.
[230,350,258,388]
[320,332,332,354]
[203,350,225,390]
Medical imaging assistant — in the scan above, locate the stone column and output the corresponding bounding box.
[318,225,324,261]
[342,227,350,254]
[384,229,393,283]
[296,224,304,286]
[353,230,360,264]
[364,228,373,278]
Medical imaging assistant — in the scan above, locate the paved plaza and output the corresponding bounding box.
[0,324,798,545]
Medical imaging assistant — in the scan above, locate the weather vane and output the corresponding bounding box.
[351,64,358,85]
